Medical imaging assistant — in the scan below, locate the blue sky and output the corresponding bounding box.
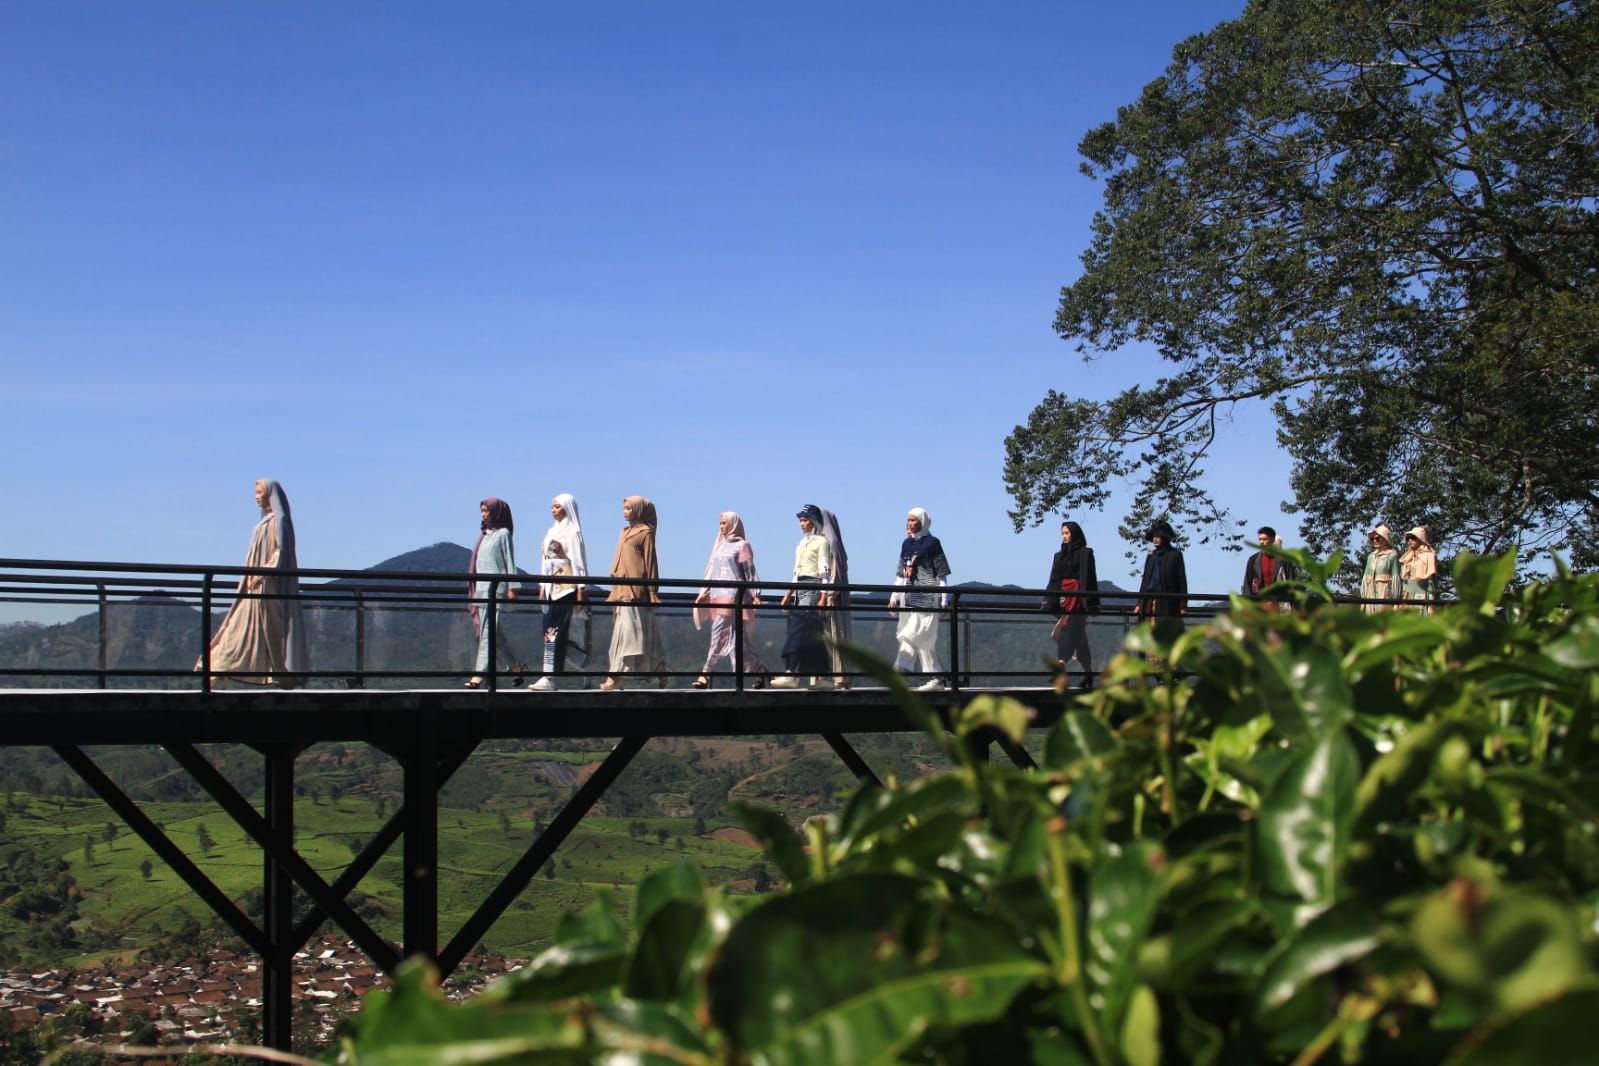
[3,1,1295,615]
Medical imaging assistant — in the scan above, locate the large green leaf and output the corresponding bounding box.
[1257,644,1354,740]
[554,892,626,948]
[729,802,810,887]
[1412,882,1594,1012]
[835,775,972,854]
[705,873,1047,1066]
[1085,841,1163,1035]
[1045,710,1118,768]
[1452,550,1518,616]
[623,896,711,1002]
[1257,731,1360,922]
[493,940,628,1003]
[1546,615,1599,669]
[1254,900,1381,1015]
[1445,989,1599,1065]
[635,857,706,930]
[956,694,1032,746]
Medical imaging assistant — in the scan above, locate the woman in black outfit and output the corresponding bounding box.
[1043,520,1099,688]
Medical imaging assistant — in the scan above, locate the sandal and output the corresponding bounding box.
[510,661,528,688]
[658,673,670,689]
[692,675,711,689]
[464,677,484,689]
[599,676,624,692]
[753,668,770,690]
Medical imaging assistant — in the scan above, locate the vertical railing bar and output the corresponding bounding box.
[487,578,500,693]
[354,589,366,689]
[97,582,108,689]
[948,589,960,693]
[200,571,214,693]
[734,583,745,692]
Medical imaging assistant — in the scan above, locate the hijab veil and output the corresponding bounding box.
[544,493,588,577]
[256,478,307,674]
[907,507,932,540]
[471,497,515,574]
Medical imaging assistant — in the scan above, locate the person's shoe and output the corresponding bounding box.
[531,677,556,692]
[769,675,801,689]
[810,678,835,690]
[915,678,947,692]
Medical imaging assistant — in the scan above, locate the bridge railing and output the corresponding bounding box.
[0,557,1438,691]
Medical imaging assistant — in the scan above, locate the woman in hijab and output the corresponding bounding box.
[1134,520,1187,622]
[1400,526,1438,613]
[1043,519,1099,688]
[818,506,853,689]
[532,493,587,691]
[888,507,951,691]
[1361,524,1403,613]
[691,511,767,688]
[770,504,832,689]
[604,496,667,690]
[466,497,522,688]
[196,478,308,687]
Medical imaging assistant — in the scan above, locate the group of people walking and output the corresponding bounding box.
[196,480,954,692]
[195,479,1444,692]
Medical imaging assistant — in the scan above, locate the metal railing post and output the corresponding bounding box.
[354,589,366,688]
[733,583,745,692]
[96,582,108,689]
[486,579,500,693]
[200,572,214,693]
[947,590,960,692]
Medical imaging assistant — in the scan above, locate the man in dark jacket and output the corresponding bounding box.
[1241,526,1298,602]
[1042,520,1099,687]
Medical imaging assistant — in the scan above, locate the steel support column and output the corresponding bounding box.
[403,708,440,962]
[260,744,298,1052]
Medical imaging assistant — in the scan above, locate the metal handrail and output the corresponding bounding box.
[0,556,1448,690]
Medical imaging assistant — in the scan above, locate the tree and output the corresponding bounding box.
[196,823,214,856]
[655,827,670,845]
[81,835,94,864]
[139,857,153,881]
[103,821,118,848]
[1005,0,1599,572]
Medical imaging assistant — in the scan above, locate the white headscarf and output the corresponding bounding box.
[907,507,932,540]
[543,493,587,577]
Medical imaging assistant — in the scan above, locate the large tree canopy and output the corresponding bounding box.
[1006,0,1599,571]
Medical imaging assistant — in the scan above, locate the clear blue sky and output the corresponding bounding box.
[3,0,1296,615]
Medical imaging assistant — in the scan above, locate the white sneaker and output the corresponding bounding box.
[530,677,556,692]
[915,678,947,692]
[769,675,801,689]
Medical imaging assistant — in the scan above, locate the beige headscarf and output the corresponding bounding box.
[1405,526,1432,549]
[1369,524,1395,550]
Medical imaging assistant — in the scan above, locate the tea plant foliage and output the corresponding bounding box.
[333,550,1599,1064]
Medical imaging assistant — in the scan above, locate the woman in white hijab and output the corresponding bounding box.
[888,507,951,691]
[691,511,768,688]
[532,493,588,691]
[195,478,308,687]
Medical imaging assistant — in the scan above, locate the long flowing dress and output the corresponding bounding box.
[470,499,522,675]
[694,513,766,676]
[891,508,950,676]
[818,508,853,683]
[540,494,588,677]
[1361,538,1403,614]
[608,497,666,677]
[197,479,307,687]
[782,528,831,677]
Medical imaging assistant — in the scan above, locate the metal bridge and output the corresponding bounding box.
[0,556,1211,1050]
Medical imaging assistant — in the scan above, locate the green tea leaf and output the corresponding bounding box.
[729,803,810,887]
[1258,732,1360,920]
[1086,841,1163,1034]
[1255,901,1380,1015]
[1452,550,1518,616]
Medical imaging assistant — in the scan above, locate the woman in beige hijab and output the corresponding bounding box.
[603,496,667,690]
[195,478,307,687]
[1401,526,1439,613]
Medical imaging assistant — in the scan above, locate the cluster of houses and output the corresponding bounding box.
[1,935,523,1050]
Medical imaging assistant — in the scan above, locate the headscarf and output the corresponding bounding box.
[1147,520,1176,545]
[1405,526,1432,549]
[470,497,514,581]
[543,493,588,577]
[818,506,852,641]
[1369,523,1395,550]
[254,478,307,673]
[1063,520,1088,548]
[907,507,932,540]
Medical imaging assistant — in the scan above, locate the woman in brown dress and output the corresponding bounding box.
[603,496,667,690]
